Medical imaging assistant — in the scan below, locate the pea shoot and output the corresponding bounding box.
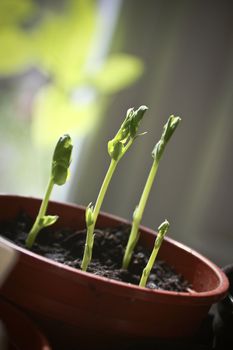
[25,134,73,249]
[81,105,148,271]
[139,220,169,287]
[122,115,181,269]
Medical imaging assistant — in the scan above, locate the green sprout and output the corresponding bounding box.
[81,105,148,271]
[122,115,181,269]
[139,220,169,287]
[25,134,73,249]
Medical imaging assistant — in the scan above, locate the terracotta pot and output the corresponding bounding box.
[0,297,51,350]
[0,195,229,349]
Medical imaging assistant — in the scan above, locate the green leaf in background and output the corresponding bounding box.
[91,54,144,94]
[33,0,97,89]
[31,85,103,146]
[0,0,36,27]
[0,28,34,76]
[0,0,144,148]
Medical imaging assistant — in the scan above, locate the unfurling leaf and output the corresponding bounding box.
[52,134,73,185]
[108,105,148,161]
[152,115,181,162]
[39,215,58,228]
[85,203,94,227]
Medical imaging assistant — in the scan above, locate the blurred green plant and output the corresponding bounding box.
[0,0,144,146]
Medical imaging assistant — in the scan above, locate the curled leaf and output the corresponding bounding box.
[158,219,170,234]
[52,134,73,185]
[85,203,94,227]
[129,105,148,139]
[107,140,123,161]
[39,215,58,228]
[108,105,148,161]
[156,220,170,247]
[152,115,181,162]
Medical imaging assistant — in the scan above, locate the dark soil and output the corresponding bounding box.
[0,211,191,292]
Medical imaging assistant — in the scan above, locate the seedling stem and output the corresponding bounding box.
[122,115,181,269]
[139,220,169,287]
[25,134,73,249]
[81,106,148,271]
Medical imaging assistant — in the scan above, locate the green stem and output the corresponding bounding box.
[93,159,117,223]
[122,159,159,269]
[139,233,163,287]
[26,177,54,249]
[81,159,117,271]
[81,223,94,271]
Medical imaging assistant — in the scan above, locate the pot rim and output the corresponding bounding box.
[0,194,229,305]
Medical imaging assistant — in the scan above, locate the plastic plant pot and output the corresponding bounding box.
[0,195,229,349]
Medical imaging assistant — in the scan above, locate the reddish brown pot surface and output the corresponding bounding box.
[0,297,51,350]
[0,195,229,348]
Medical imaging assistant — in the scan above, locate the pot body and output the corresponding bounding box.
[0,242,18,288]
[0,195,229,348]
[0,297,51,350]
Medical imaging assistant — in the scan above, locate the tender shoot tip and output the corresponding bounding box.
[158,219,170,233]
[52,134,73,186]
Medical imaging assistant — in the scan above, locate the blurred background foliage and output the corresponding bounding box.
[0,0,143,194]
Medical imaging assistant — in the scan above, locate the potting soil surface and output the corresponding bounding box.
[0,212,190,292]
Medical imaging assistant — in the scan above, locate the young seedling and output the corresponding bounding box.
[122,115,181,269]
[25,134,73,249]
[139,219,169,287]
[81,105,148,271]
